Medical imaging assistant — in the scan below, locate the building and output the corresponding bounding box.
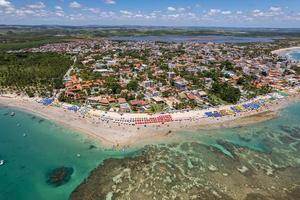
[174,80,187,91]
[167,72,176,80]
[143,80,154,88]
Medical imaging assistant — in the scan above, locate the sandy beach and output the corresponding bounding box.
[1,92,299,148]
[271,46,300,57]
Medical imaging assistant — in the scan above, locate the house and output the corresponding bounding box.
[119,103,131,112]
[145,88,160,98]
[143,80,154,88]
[178,92,187,99]
[87,96,102,106]
[117,98,127,104]
[186,93,198,101]
[168,63,176,69]
[198,91,208,98]
[174,80,187,91]
[130,100,148,107]
[152,96,165,103]
[165,97,181,108]
[99,98,109,106]
[223,70,236,77]
[108,97,116,103]
[167,72,176,79]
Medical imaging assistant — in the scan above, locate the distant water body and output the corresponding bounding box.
[0,107,137,200]
[110,35,274,43]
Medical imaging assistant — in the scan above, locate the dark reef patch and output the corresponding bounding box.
[46,167,74,187]
[216,140,239,159]
[278,134,296,144]
[88,145,97,150]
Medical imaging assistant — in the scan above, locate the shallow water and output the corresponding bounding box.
[0,107,136,200]
[2,102,300,200]
[175,101,300,154]
[69,102,300,200]
[290,51,300,60]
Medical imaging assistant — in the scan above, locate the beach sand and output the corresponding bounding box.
[271,46,300,57]
[0,93,299,148]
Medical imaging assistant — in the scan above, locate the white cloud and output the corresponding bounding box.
[269,6,281,12]
[221,10,232,15]
[168,14,179,18]
[86,8,101,14]
[207,9,221,16]
[252,7,283,17]
[178,8,186,12]
[69,1,81,9]
[120,10,132,15]
[27,2,45,9]
[167,7,176,11]
[236,11,243,15]
[104,0,116,4]
[0,0,11,7]
[55,6,62,10]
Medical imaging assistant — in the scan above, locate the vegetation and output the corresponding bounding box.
[104,77,121,94]
[127,80,139,91]
[0,52,72,96]
[210,82,241,104]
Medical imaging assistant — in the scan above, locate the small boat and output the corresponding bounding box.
[76,154,81,158]
[23,133,27,137]
[10,112,15,117]
[0,160,4,166]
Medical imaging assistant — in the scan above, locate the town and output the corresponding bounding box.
[17,39,299,114]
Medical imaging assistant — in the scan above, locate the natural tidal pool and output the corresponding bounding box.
[0,107,136,200]
[71,103,300,200]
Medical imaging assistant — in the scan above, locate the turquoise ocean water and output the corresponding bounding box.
[1,101,300,200]
[174,101,300,154]
[290,51,300,60]
[0,107,136,200]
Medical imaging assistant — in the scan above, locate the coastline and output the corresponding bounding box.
[1,92,299,148]
[271,46,300,57]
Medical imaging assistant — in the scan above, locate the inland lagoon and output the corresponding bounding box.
[110,35,274,43]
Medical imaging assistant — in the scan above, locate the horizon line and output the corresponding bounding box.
[1,24,300,30]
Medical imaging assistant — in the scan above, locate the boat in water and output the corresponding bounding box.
[10,112,15,117]
[0,160,4,166]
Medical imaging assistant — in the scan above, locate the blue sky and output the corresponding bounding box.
[0,0,300,27]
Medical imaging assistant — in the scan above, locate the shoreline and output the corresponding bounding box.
[1,93,299,148]
[271,46,300,57]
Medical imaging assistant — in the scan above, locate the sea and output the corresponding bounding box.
[0,107,137,200]
[289,51,300,60]
[1,102,300,199]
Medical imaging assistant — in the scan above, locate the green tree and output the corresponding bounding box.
[211,82,241,103]
[127,80,139,91]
